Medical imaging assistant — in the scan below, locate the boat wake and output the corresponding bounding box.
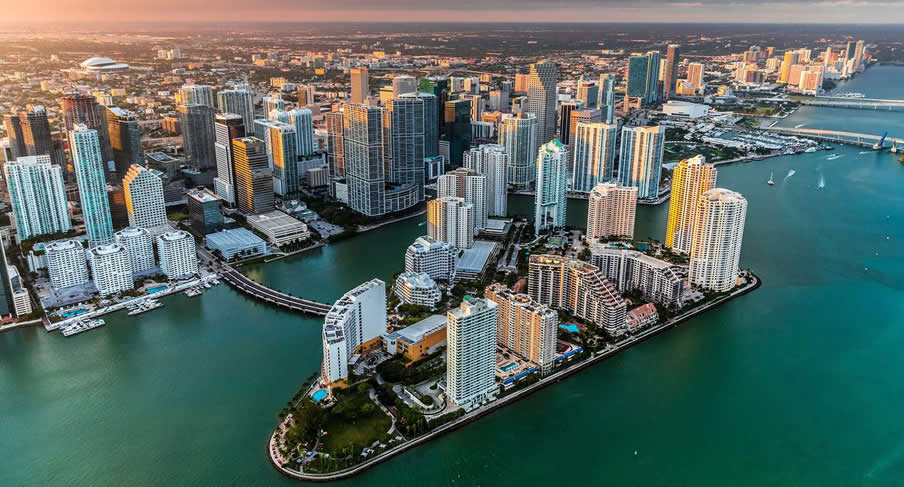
[794,123,807,129]
[859,151,872,154]
[784,169,796,181]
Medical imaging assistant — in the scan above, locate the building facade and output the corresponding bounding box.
[485,283,558,373]
[122,164,168,230]
[463,144,508,218]
[665,155,718,254]
[114,226,155,275]
[88,244,133,296]
[156,230,198,280]
[4,155,71,241]
[321,279,386,385]
[46,239,89,289]
[688,189,747,292]
[571,122,617,193]
[586,183,637,241]
[534,140,568,234]
[427,196,474,249]
[70,125,114,246]
[404,236,457,282]
[498,113,538,188]
[446,297,499,409]
[618,125,665,201]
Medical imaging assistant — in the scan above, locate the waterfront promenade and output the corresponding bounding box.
[268,272,761,482]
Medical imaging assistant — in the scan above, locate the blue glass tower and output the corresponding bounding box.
[69,125,114,246]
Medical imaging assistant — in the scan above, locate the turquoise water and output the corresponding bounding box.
[500,362,518,372]
[60,309,87,318]
[312,390,327,402]
[146,286,168,294]
[559,324,580,333]
[2,65,904,487]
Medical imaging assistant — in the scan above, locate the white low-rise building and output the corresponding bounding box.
[114,227,156,275]
[88,244,134,296]
[394,272,442,309]
[246,210,310,246]
[45,240,89,290]
[662,100,710,119]
[156,231,198,280]
[404,236,457,282]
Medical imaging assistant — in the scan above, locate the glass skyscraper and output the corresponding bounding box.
[70,125,114,246]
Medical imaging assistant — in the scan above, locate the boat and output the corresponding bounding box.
[127,299,165,316]
[184,288,203,297]
[61,318,106,337]
[786,169,796,178]
[826,154,842,161]
[767,172,775,185]
[203,281,212,289]
[805,147,817,153]
[818,175,825,189]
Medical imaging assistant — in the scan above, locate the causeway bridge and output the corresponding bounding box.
[220,267,332,316]
[801,96,904,112]
[762,127,903,149]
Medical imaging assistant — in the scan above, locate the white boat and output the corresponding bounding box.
[786,169,796,178]
[826,154,842,161]
[203,282,212,289]
[127,299,165,316]
[767,172,775,185]
[805,147,817,153]
[61,318,106,337]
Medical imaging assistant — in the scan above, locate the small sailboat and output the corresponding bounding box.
[767,172,775,185]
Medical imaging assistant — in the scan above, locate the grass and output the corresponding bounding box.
[320,389,391,452]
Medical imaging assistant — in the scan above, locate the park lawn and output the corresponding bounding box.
[320,389,391,453]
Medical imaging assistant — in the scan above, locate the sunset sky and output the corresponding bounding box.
[1,0,901,24]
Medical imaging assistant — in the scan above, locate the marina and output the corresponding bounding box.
[60,318,106,337]
[126,299,165,316]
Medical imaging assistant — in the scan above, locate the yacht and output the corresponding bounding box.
[767,172,775,186]
[127,299,164,316]
[61,318,106,337]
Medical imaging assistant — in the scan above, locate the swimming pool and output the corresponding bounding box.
[500,362,517,372]
[61,309,87,318]
[311,390,327,402]
[559,323,580,333]
[146,286,168,294]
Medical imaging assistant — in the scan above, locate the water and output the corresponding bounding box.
[3,67,904,487]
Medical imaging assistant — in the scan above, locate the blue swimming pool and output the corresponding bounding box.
[61,309,87,318]
[146,286,168,294]
[500,362,517,372]
[559,323,580,333]
[311,390,327,402]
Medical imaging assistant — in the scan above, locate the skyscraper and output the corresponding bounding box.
[104,106,143,176]
[180,84,216,108]
[485,283,558,374]
[463,144,508,217]
[557,101,583,145]
[566,109,602,165]
[122,164,167,230]
[446,297,499,409]
[576,80,599,110]
[384,97,426,202]
[665,155,717,253]
[443,99,472,167]
[178,104,217,170]
[325,111,345,187]
[350,67,369,105]
[233,137,274,214]
[392,75,418,97]
[618,125,665,201]
[534,139,568,234]
[258,120,298,196]
[571,122,617,193]
[213,113,246,205]
[288,108,314,157]
[498,113,538,188]
[70,125,114,246]
[626,55,649,101]
[662,44,680,100]
[427,196,474,249]
[4,155,72,241]
[778,51,801,84]
[217,89,255,132]
[586,183,637,241]
[61,93,110,162]
[686,63,705,92]
[344,104,385,216]
[688,188,747,292]
[597,74,614,125]
[3,113,27,160]
[20,106,53,159]
[437,168,487,231]
[401,92,438,158]
[527,61,558,144]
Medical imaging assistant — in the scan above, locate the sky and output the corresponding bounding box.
[1,0,902,24]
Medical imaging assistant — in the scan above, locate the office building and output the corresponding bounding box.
[427,196,474,249]
[528,255,627,335]
[558,101,583,145]
[384,97,426,203]
[662,44,680,100]
[627,52,661,105]
[178,104,217,170]
[577,80,599,109]
[665,155,717,253]
[688,189,747,292]
[88,244,134,296]
[437,168,487,231]
[527,61,558,144]
[70,125,114,246]
[498,113,538,188]
[258,119,298,196]
[618,125,665,201]
[586,183,637,241]
[321,279,386,384]
[325,111,345,186]
[463,144,508,217]
[392,75,418,97]
[233,137,274,214]
[344,104,384,216]
[401,92,439,158]
[263,96,285,114]
[778,51,801,84]
[46,239,89,289]
[4,155,71,241]
[443,98,472,167]
[597,74,616,124]
[122,164,167,230]
[213,113,246,204]
[686,63,705,92]
[114,226,155,275]
[217,89,255,131]
[186,188,224,235]
[3,112,27,160]
[405,236,457,282]
[156,230,198,280]
[350,67,369,105]
[446,297,499,409]
[534,140,568,234]
[571,122,617,193]
[180,84,215,108]
[590,246,683,306]
[394,272,442,309]
[288,108,315,157]
[104,106,143,176]
[485,283,558,373]
[61,93,112,161]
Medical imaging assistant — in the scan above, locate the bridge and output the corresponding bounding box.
[762,127,903,148]
[801,96,904,112]
[220,267,332,316]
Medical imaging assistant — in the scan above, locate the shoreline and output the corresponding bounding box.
[267,272,762,482]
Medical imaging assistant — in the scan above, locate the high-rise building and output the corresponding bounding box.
[213,113,246,205]
[88,244,133,296]
[392,75,418,97]
[19,106,53,160]
[485,283,558,373]
[233,137,274,214]
[178,104,217,170]
[597,74,616,124]
[778,51,801,84]
[618,125,665,201]
[321,279,386,384]
[350,67,369,105]
[566,109,602,166]
[3,112,27,160]
[446,297,499,409]
[686,63,705,92]
[258,119,298,196]
[156,230,198,280]
[590,246,683,306]
[443,99,472,167]
[217,89,255,131]
[437,168,487,231]
[4,155,71,241]
[179,84,215,108]
[571,122,617,193]
[45,239,89,289]
[61,93,111,161]
[644,51,662,104]
[665,155,717,253]
[70,125,114,246]
[186,188,224,236]
[688,188,747,292]
[114,226,155,275]
[627,52,661,105]
[404,236,457,282]
[384,97,426,203]
[498,113,538,188]
[526,61,558,144]
[663,44,680,100]
[344,105,386,216]
[263,96,285,115]
[104,106,143,176]
[288,108,314,157]
[586,183,637,241]
[557,101,583,145]
[577,80,599,110]
[528,255,627,335]
[297,84,315,106]
[463,144,508,217]
[401,92,439,158]
[514,73,530,93]
[325,111,345,193]
[534,140,568,234]
[122,164,167,230]
[427,196,474,249]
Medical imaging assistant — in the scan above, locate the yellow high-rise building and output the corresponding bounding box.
[665,155,717,253]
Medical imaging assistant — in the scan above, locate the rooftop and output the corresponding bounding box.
[456,240,497,274]
[206,228,266,248]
